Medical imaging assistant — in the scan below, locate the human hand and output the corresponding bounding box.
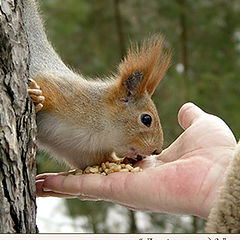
[36,103,236,218]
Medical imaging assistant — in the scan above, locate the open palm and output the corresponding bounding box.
[36,103,236,218]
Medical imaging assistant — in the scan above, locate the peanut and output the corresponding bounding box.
[120,169,129,172]
[89,167,99,173]
[71,158,142,176]
[125,164,134,171]
[131,167,140,172]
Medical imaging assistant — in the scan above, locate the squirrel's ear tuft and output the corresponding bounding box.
[118,35,172,98]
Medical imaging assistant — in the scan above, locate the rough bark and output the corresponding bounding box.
[0,0,37,233]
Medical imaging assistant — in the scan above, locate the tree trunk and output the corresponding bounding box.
[0,0,37,233]
[128,210,138,233]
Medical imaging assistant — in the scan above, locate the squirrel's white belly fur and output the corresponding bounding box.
[37,112,113,169]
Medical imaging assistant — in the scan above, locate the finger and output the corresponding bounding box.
[41,172,137,203]
[178,102,206,130]
[31,95,45,103]
[28,89,42,96]
[28,78,40,89]
[36,179,76,198]
[36,171,71,180]
[37,190,77,198]
[35,103,43,113]
[42,174,105,196]
[156,103,207,163]
[36,173,58,180]
[37,178,94,199]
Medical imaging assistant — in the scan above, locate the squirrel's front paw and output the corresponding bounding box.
[28,78,45,112]
[110,152,124,163]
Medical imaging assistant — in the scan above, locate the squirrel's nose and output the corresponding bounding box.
[152,149,161,155]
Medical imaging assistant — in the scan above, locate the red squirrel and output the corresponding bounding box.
[24,0,171,170]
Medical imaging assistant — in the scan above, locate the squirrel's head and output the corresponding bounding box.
[106,35,171,160]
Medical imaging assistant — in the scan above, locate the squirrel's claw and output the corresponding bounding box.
[28,78,44,112]
[35,103,44,112]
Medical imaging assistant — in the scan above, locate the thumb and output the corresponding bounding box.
[178,102,206,130]
[156,102,206,163]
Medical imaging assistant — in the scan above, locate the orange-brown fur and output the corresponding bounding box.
[34,74,67,112]
[30,35,171,169]
[117,36,171,98]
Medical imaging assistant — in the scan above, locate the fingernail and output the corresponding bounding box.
[34,90,42,95]
[38,96,45,101]
[42,188,52,192]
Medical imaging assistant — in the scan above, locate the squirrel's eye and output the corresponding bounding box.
[141,114,152,127]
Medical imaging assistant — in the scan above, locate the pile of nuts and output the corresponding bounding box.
[72,159,142,176]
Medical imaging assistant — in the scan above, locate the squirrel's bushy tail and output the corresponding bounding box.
[22,0,72,76]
